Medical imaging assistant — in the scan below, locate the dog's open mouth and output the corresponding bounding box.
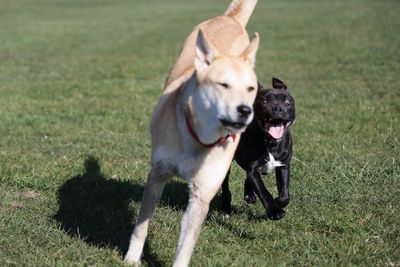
[219,119,247,132]
[266,119,292,139]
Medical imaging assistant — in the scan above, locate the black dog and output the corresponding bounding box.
[222,78,296,220]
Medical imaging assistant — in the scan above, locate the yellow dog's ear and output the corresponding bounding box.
[241,32,259,68]
[195,30,220,73]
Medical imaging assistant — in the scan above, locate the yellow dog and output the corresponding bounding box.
[125,1,259,266]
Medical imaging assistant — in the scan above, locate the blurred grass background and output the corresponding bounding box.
[0,0,399,266]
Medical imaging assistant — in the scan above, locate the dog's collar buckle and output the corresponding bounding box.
[185,115,235,148]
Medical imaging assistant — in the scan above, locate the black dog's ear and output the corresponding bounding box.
[272,77,288,90]
[257,82,265,90]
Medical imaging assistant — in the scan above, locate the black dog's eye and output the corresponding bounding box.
[261,96,271,104]
[247,86,255,92]
[285,99,292,105]
[217,82,229,89]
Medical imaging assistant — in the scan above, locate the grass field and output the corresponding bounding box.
[0,0,399,266]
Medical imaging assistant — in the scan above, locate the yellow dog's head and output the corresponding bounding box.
[193,30,259,135]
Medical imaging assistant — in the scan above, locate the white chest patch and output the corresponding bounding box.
[261,153,284,174]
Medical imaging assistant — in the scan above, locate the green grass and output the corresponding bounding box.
[0,0,399,266]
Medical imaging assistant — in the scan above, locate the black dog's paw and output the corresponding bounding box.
[267,207,285,220]
[244,194,257,204]
[221,204,232,217]
[275,197,289,208]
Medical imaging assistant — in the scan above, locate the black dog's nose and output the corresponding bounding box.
[272,106,284,113]
[237,105,252,117]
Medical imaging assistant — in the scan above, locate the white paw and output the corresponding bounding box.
[124,254,141,266]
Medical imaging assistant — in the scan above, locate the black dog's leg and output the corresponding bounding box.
[221,168,232,215]
[275,164,290,208]
[247,160,285,220]
[244,178,256,204]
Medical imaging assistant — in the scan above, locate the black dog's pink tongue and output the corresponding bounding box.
[268,123,284,139]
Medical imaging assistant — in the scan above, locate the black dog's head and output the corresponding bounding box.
[254,78,295,140]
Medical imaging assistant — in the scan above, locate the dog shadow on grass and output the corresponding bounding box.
[54,156,186,266]
[54,156,253,265]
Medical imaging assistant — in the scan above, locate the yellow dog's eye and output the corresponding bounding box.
[247,86,255,92]
[217,82,229,89]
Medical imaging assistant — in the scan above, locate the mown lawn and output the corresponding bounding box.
[0,0,399,266]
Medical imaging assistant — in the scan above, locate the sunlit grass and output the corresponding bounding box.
[0,0,399,266]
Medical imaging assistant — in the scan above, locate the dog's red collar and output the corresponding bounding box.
[185,114,235,148]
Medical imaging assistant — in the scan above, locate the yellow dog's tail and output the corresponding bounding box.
[224,0,258,27]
